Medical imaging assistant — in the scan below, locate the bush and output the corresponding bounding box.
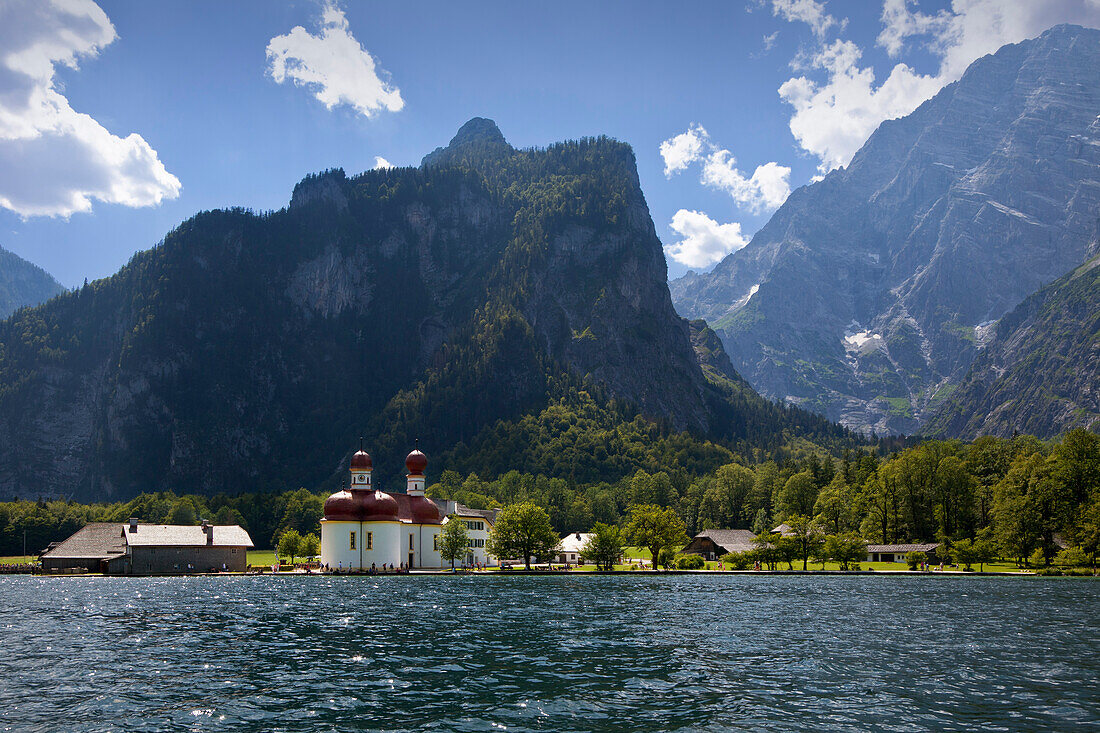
[675,554,705,570]
[1028,548,1048,568]
[906,551,927,570]
[1054,547,1089,569]
[657,547,676,570]
[721,551,753,570]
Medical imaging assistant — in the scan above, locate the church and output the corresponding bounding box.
[320,446,445,570]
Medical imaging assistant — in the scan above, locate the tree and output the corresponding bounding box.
[300,532,320,559]
[485,503,558,570]
[167,497,198,526]
[776,471,818,520]
[785,515,824,571]
[751,531,781,570]
[952,538,977,570]
[580,522,622,571]
[905,551,927,570]
[824,532,866,571]
[973,527,997,572]
[439,515,469,570]
[814,473,855,535]
[622,504,687,571]
[277,529,302,565]
[657,547,677,570]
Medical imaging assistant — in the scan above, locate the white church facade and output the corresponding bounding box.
[320,446,445,571]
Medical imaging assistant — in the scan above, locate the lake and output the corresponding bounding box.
[1,575,1097,732]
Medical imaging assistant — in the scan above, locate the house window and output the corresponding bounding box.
[349,532,356,550]
[366,532,373,550]
[433,535,439,551]
[409,534,415,550]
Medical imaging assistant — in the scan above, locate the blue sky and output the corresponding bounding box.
[2,0,1097,287]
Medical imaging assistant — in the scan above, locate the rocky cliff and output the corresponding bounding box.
[0,246,64,319]
[923,250,1100,439]
[0,119,844,500]
[671,25,1100,435]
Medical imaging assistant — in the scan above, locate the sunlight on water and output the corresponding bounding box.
[0,575,1097,732]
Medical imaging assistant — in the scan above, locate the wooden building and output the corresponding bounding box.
[681,530,756,561]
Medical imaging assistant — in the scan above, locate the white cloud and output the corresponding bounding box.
[776,0,1100,174]
[373,156,393,169]
[659,123,707,176]
[778,39,941,173]
[660,125,792,213]
[878,0,1100,79]
[702,152,792,213]
[763,31,780,51]
[664,209,750,268]
[771,0,841,39]
[267,1,403,119]
[0,0,181,218]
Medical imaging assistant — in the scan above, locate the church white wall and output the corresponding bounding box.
[321,520,402,570]
[411,524,443,569]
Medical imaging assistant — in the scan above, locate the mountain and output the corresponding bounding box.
[923,252,1100,439]
[0,246,64,319]
[0,118,848,500]
[671,25,1100,435]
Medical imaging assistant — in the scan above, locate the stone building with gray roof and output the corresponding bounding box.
[40,519,254,574]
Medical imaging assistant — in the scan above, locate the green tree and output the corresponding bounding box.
[580,522,622,571]
[622,504,688,571]
[952,538,977,570]
[824,532,866,571]
[785,514,824,571]
[776,471,818,520]
[439,514,470,570]
[277,529,303,565]
[485,503,558,570]
[167,497,198,526]
[657,547,677,570]
[905,551,927,570]
[300,532,320,558]
[750,507,771,535]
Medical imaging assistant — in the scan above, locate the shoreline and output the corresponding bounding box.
[9,568,1095,578]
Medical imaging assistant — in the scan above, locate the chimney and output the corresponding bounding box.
[129,518,138,533]
[202,520,213,545]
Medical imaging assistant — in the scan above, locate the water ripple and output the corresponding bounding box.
[0,575,1097,732]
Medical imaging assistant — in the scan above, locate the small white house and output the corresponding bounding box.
[556,532,591,564]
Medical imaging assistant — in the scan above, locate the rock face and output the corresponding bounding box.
[0,119,819,500]
[923,252,1100,439]
[0,246,64,319]
[671,25,1100,435]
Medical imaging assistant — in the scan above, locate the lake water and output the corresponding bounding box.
[1,575,1097,732]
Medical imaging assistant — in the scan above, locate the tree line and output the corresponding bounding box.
[4,429,1097,570]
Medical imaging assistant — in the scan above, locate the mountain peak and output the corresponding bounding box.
[421,117,512,167]
[450,117,507,147]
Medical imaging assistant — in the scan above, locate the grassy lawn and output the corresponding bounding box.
[246,550,280,566]
[0,555,35,565]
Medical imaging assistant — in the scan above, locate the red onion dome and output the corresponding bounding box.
[405,449,427,476]
[408,496,441,524]
[323,488,399,522]
[350,450,373,470]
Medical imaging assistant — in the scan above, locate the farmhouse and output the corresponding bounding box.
[40,519,254,574]
[681,529,756,561]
